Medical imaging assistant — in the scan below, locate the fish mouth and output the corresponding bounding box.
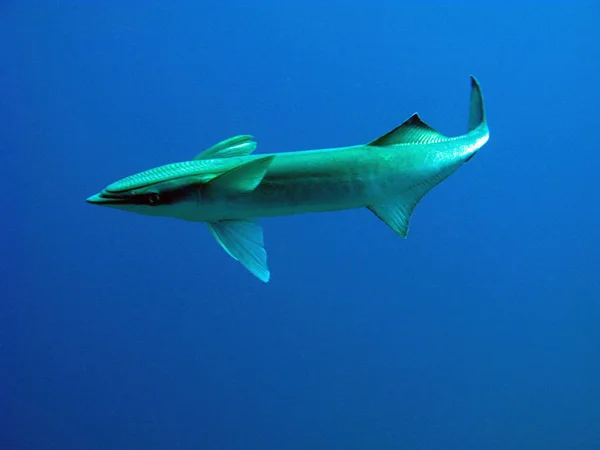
[86,192,130,205]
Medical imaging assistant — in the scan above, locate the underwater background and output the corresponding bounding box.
[3,1,600,449]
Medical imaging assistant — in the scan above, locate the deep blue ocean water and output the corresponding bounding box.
[3,1,600,449]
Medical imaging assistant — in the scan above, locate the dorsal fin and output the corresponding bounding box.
[194,135,257,160]
[369,114,448,147]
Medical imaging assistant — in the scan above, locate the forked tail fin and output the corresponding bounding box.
[468,75,486,132]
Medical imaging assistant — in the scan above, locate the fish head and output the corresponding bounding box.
[86,162,211,218]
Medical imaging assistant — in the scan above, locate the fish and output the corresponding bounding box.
[87,76,489,282]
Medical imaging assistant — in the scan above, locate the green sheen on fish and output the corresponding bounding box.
[87,76,490,282]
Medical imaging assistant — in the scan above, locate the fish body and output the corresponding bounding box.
[87,76,489,282]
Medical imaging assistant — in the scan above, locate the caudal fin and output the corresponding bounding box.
[468,75,486,132]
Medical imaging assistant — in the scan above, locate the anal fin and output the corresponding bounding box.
[368,172,451,238]
[368,198,416,238]
[207,219,270,282]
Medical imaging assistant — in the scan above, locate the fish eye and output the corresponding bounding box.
[147,193,161,206]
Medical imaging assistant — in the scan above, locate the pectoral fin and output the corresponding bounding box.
[205,155,275,196]
[207,219,270,282]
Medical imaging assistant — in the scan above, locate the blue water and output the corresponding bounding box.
[4,2,600,449]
